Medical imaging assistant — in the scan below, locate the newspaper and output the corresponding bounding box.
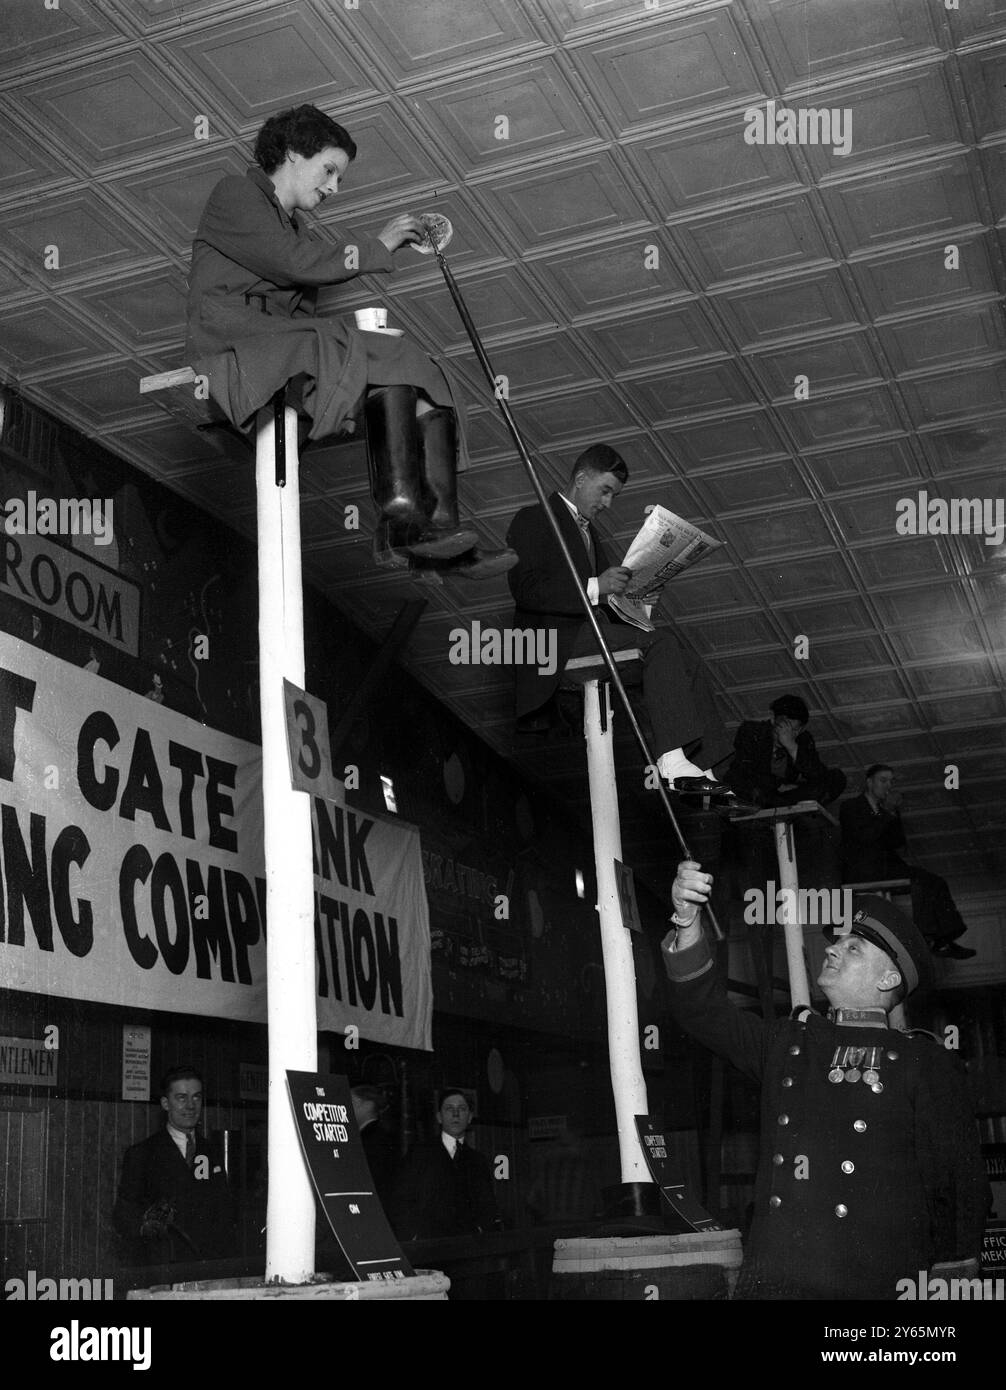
[607,505,722,631]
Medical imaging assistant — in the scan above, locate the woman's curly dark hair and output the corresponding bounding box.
[253,104,357,174]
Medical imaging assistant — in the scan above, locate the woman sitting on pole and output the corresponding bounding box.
[185,103,513,579]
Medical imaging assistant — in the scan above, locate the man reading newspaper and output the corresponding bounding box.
[506,443,734,796]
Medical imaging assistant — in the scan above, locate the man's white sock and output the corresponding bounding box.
[657,749,708,783]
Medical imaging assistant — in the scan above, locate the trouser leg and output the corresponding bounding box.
[639,630,733,773]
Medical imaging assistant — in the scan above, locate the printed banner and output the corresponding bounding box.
[0,636,432,1050]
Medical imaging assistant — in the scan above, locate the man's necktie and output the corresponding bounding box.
[454,1139,463,1161]
[185,1132,196,1169]
[576,515,593,563]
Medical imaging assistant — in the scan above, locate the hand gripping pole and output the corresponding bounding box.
[432,243,723,940]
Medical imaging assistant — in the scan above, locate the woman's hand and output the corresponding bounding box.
[377,214,425,253]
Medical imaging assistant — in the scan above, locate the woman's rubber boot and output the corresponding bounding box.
[364,386,476,566]
[418,407,518,580]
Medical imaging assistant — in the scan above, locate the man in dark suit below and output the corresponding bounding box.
[840,764,976,960]
[351,1084,398,1203]
[387,1090,501,1241]
[114,1065,237,1265]
[726,694,847,808]
[505,444,733,794]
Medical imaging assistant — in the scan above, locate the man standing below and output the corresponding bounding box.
[662,862,987,1299]
[726,693,846,808]
[387,1089,501,1241]
[840,764,976,959]
[350,1084,398,1203]
[114,1065,237,1265]
[506,444,733,795]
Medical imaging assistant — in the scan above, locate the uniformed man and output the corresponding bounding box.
[663,862,988,1300]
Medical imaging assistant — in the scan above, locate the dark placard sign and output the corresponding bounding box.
[634,1115,722,1232]
[287,1071,414,1282]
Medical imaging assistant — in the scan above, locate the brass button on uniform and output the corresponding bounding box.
[841,1161,855,1174]
[781,1076,793,1088]
[788,1045,801,1056]
[886,1051,899,1062]
[853,1120,867,1133]
[777,1114,789,1126]
[835,1204,848,1218]
[769,1196,782,1208]
[772,1153,784,1166]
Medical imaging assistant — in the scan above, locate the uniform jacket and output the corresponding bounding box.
[505,492,631,717]
[840,793,908,881]
[727,720,829,803]
[387,1138,500,1241]
[663,931,987,1300]
[185,167,467,453]
[113,1128,237,1264]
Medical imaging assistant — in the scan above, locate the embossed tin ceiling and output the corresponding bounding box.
[2,0,1004,897]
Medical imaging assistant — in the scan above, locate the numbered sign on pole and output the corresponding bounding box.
[283,679,342,803]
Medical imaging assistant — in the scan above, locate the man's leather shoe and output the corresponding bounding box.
[931,940,976,960]
[671,776,735,799]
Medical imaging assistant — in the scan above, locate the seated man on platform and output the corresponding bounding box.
[387,1089,501,1241]
[113,1066,237,1266]
[505,444,734,796]
[663,860,987,1299]
[840,765,976,960]
[726,693,847,808]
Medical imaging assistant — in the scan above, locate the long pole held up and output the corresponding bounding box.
[433,243,724,939]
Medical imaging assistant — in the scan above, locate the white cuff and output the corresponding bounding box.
[587,577,599,605]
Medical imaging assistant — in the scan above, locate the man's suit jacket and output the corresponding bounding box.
[839,793,908,881]
[113,1128,237,1264]
[387,1138,500,1241]
[506,492,631,717]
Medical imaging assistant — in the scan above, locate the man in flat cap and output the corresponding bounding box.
[663,864,988,1299]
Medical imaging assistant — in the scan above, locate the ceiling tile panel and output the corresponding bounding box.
[803,635,891,674]
[712,268,861,347]
[76,269,189,350]
[662,570,761,618]
[720,504,834,560]
[572,9,761,134]
[802,437,922,493]
[780,386,904,448]
[851,537,955,587]
[959,43,1006,142]
[0,303,108,372]
[851,236,999,317]
[889,621,985,665]
[748,0,940,87]
[0,190,159,282]
[417,61,600,175]
[475,151,647,250]
[532,234,686,317]
[873,584,974,630]
[820,157,981,256]
[345,0,543,81]
[923,425,1006,476]
[109,149,250,255]
[774,596,876,637]
[793,68,961,180]
[0,122,72,201]
[37,362,155,430]
[389,270,549,350]
[664,411,789,470]
[311,105,446,206]
[900,363,1006,428]
[453,334,600,401]
[816,670,910,710]
[2,0,114,72]
[906,660,998,696]
[689,459,810,515]
[622,360,757,423]
[578,301,722,373]
[830,487,912,544]
[922,691,1006,726]
[14,54,201,167]
[165,5,376,122]
[514,385,634,441]
[630,120,801,215]
[747,330,884,398]
[748,554,857,604]
[706,650,798,687]
[681,611,780,653]
[675,195,832,286]
[878,302,1006,373]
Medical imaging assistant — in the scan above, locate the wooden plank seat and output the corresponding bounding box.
[561,646,644,687]
[842,878,912,898]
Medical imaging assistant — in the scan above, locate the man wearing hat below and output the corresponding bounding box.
[662,862,988,1300]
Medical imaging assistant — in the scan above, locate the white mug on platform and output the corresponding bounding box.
[355,306,388,331]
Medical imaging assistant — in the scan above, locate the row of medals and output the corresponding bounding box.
[828,1045,886,1092]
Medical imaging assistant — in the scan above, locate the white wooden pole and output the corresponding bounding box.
[256,400,317,1283]
[583,680,649,1184]
[773,819,811,1010]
